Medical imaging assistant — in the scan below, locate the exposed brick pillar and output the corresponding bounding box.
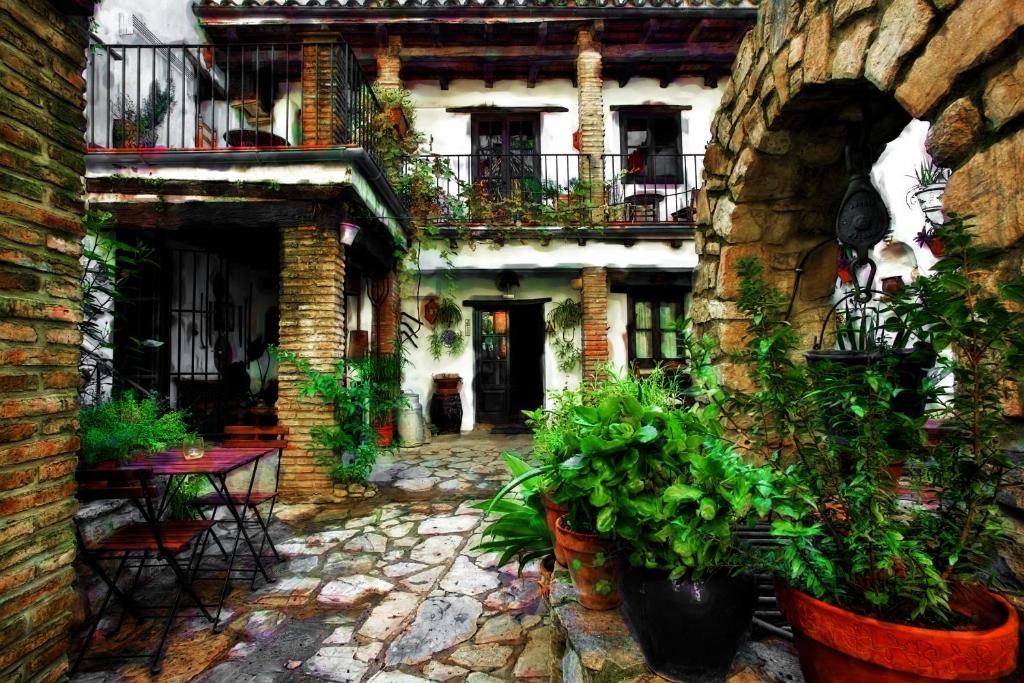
[0,2,90,680]
[576,28,606,210]
[373,271,400,354]
[375,36,403,90]
[581,267,610,380]
[277,225,346,500]
[301,34,342,145]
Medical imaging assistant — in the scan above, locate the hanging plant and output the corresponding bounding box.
[429,296,465,360]
[546,298,583,374]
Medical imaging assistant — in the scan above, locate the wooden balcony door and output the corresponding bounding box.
[472,114,540,200]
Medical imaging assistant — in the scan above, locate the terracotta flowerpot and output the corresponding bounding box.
[374,424,394,447]
[541,494,569,566]
[433,374,462,396]
[777,584,1018,683]
[554,515,621,610]
[929,237,945,258]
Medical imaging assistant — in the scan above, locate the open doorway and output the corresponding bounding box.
[472,301,546,426]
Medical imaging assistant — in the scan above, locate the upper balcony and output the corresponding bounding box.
[410,151,702,233]
[86,41,379,156]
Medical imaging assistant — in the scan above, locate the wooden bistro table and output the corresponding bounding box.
[136,447,276,631]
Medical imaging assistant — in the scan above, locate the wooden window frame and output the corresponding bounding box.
[626,288,686,369]
[618,108,684,183]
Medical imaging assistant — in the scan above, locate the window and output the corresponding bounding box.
[620,110,682,182]
[628,294,684,368]
[471,114,540,197]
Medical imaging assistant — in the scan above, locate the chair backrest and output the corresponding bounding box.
[76,466,158,503]
[221,425,289,450]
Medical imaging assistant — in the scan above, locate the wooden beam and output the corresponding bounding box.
[439,70,450,91]
[528,63,540,88]
[536,21,548,47]
[641,18,659,44]
[617,72,632,88]
[376,25,388,48]
[703,70,719,88]
[660,66,678,88]
[445,105,568,113]
[385,42,738,62]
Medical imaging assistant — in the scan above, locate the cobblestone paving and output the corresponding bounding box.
[71,433,542,683]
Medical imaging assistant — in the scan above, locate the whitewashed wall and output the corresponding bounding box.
[403,240,696,430]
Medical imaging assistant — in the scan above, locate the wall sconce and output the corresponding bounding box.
[340,221,361,246]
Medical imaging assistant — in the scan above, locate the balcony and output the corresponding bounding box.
[408,152,703,229]
[86,41,380,159]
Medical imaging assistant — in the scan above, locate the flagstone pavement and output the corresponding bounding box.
[70,433,548,683]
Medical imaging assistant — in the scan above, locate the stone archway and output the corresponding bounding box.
[693,0,1024,392]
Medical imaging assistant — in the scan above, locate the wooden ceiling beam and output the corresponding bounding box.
[374,42,737,61]
[641,18,659,44]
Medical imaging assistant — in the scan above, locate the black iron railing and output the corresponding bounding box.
[86,42,382,158]
[603,152,704,225]
[411,152,704,227]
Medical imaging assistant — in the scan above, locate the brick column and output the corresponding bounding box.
[301,34,342,145]
[576,28,606,211]
[0,2,90,680]
[581,267,610,380]
[277,225,346,500]
[373,271,400,354]
[375,36,402,90]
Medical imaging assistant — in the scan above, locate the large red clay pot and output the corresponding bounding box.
[555,515,621,610]
[777,584,1018,682]
[541,494,568,566]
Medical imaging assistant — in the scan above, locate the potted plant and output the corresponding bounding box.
[110,96,137,148]
[366,352,403,447]
[728,224,1021,682]
[571,355,784,681]
[908,160,950,226]
[474,452,554,573]
[915,224,945,257]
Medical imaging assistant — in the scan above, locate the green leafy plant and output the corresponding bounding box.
[364,352,403,428]
[271,347,403,483]
[909,161,951,189]
[473,452,553,572]
[727,222,1024,625]
[79,392,194,466]
[429,297,465,360]
[546,298,582,373]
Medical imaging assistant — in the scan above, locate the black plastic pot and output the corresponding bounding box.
[621,567,756,683]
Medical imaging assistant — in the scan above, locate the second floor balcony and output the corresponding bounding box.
[86,41,380,159]
[407,151,703,229]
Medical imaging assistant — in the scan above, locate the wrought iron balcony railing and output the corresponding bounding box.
[86,42,381,160]
[407,152,704,227]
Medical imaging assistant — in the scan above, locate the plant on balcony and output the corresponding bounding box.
[726,222,1022,680]
[270,347,403,483]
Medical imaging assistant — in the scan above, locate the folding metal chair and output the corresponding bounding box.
[191,425,287,586]
[72,466,215,674]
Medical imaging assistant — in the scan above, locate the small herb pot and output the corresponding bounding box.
[554,515,621,610]
[541,494,569,565]
[621,567,756,683]
[778,584,1018,683]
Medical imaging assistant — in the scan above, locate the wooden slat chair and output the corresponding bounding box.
[72,466,215,675]
[191,425,287,575]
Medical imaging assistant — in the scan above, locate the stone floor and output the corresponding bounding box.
[70,433,547,683]
[69,432,803,683]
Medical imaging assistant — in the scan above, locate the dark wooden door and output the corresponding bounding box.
[474,308,510,424]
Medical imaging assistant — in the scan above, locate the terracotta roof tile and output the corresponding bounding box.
[195,0,758,9]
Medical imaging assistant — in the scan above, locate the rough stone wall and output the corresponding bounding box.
[0,2,90,680]
[277,226,346,500]
[576,29,606,209]
[581,267,609,381]
[693,0,1024,393]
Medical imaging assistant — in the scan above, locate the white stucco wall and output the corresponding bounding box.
[403,240,695,431]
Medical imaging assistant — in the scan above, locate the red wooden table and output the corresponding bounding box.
[135,447,275,631]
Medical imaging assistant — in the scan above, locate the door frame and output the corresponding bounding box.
[465,298,550,424]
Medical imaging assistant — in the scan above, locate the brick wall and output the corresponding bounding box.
[301,36,341,146]
[576,29,606,209]
[376,37,403,90]
[581,267,609,381]
[277,225,346,499]
[0,1,90,680]
[373,271,400,354]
